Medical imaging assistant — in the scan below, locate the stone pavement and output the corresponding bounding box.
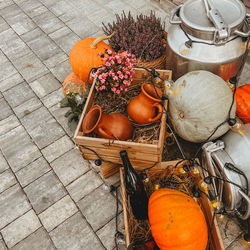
[0,0,249,249]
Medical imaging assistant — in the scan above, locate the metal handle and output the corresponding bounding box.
[236,190,250,220]
[170,5,182,25]
[234,13,250,38]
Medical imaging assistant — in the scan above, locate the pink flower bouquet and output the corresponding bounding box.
[92,49,136,94]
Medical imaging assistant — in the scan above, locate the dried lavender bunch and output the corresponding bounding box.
[102,11,165,62]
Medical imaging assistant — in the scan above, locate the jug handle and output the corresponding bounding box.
[149,103,163,123]
[170,5,182,25]
[98,127,114,140]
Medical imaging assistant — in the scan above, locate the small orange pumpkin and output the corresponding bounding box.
[63,72,89,98]
[235,84,250,123]
[69,34,113,82]
[148,188,208,250]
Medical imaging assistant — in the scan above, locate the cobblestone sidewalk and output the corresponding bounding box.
[0,0,249,249]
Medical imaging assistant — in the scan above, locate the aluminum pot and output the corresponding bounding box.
[166,0,250,80]
[202,124,250,219]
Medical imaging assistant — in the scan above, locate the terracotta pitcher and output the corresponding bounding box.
[82,105,133,140]
[127,83,163,124]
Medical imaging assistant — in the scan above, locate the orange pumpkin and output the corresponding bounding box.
[63,72,89,98]
[235,84,250,123]
[148,188,208,250]
[69,34,113,82]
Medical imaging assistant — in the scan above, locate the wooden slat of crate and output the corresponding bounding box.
[120,161,224,250]
[74,68,171,178]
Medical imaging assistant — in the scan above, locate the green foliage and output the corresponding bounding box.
[59,93,86,131]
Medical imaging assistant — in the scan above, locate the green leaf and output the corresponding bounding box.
[64,110,73,117]
[59,97,69,108]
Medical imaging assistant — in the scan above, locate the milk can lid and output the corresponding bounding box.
[179,0,246,42]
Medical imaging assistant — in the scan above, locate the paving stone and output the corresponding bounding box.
[39,0,58,8]
[29,73,61,98]
[0,0,13,9]
[15,156,51,187]
[0,126,41,172]
[0,152,9,174]
[9,12,37,36]
[0,184,31,229]
[97,213,124,250]
[0,169,16,193]
[49,104,73,137]
[0,98,12,121]
[217,215,244,248]
[240,61,250,85]
[78,184,119,231]
[0,73,23,92]
[1,210,41,248]
[24,171,67,214]
[43,51,68,69]
[0,3,22,18]
[15,0,43,16]
[13,96,42,119]
[41,135,74,163]
[23,32,62,62]
[39,195,78,232]
[20,27,43,43]
[3,82,35,108]
[0,16,9,33]
[20,106,65,149]
[49,0,75,18]
[11,227,55,250]
[11,52,49,83]
[0,240,7,250]
[66,17,99,38]
[105,0,137,17]
[49,212,104,250]
[0,115,20,136]
[67,170,102,202]
[32,10,65,34]
[50,60,72,83]
[99,171,120,188]
[0,29,31,61]
[41,88,64,108]
[0,52,19,85]
[49,26,80,55]
[51,148,89,186]
[26,4,47,18]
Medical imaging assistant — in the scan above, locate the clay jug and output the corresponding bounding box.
[127,84,163,124]
[82,105,133,140]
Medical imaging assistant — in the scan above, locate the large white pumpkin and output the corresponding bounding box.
[168,71,236,143]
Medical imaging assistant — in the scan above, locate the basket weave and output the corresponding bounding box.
[136,53,166,70]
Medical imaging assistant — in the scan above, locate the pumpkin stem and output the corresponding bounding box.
[90,33,115,49]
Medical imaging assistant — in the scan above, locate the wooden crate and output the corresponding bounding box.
[74,68,172,178]
[120,160,225,250]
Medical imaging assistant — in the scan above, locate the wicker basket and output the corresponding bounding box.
[136,53,166,70]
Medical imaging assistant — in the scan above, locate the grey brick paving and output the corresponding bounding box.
[24,171,66,214]
[29,73,61,98]
[0,184,31,229]
[11,227,55,250]
[0,0,248,249]
[15,156,51,187]
[66,170,103,202]
[50,148,89,186]
[3,82,35,108]
[1,210,41,248]
[0,126,41,172]
[0,98,12,121]
[49,212,105,250]
[78,184,120,231]
[0,169,16,193]
[38,195,77,232]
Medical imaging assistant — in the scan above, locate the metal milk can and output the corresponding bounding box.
[166,0,250,80]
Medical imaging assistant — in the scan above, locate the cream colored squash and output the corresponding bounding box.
[168,71,236,143]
